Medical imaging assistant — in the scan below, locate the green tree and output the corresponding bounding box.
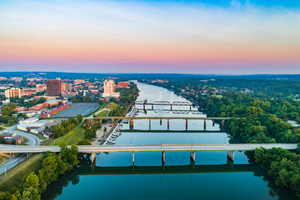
[23,172,39,188]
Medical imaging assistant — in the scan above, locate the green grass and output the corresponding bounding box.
[96,110,108,117]
[0,156,10,165]
[0,154,43,192]
[50,123,85,146]
[107,102,118,109]
[16,129,45,140]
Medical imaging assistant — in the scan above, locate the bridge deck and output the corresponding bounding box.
[0,144,296,153]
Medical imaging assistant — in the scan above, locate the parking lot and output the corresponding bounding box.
[54,103,101,118]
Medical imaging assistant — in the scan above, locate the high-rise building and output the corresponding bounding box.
[47,80,61,96]
[5,88,21,98]
[65,83,72,91]
[61,83,65,91]
[102,79,120,98]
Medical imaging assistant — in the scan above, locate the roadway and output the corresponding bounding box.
[0,125,41,175]
[5,125,41,146]
[0,143,297,153]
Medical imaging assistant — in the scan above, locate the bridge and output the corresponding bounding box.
[0,143,296,164]
[137,109,203,115]
[94,116,238,130]
[134,100,194,110]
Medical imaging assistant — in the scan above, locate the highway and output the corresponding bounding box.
[0,125,41,175]
[0,143,297,153]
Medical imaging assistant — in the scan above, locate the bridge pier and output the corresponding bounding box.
[167,120,169,130]
[186,119,188,130]
[227,156,234,170]
[149,119,151,130]
[152,104,154,110]
[91,153,96,163]
[190,152,195,162]
[213,120,215,127]
[170,105,172,110]
[227,151,234,161]
[222,120,225,127]
[130,120,134,130]
[160,119,162,125]
[162,151,165,163]
[133,152,135,163]
[190,105,192,111]
[143,104,145,110]
[204,120,206,130]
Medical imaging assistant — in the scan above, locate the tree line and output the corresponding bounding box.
[0,142,80,200]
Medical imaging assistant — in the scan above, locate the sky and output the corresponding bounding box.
[0,0,300,74]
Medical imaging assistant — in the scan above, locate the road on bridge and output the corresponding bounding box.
[0,144,297,153]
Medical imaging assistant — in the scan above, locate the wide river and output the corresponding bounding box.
[43,83,298,200]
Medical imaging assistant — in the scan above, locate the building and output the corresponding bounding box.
[15,107,26,112]
[0,133,24,145]
[5,88,21,98]
[61,82,72,92]
[47,80,61,96]
[27,78,39,82]
[74,79,85,85]
[102,79,120,98]
[10,77,23,82]
[117,81,130,88]
[21,89,38,96]
[61,83,65,91]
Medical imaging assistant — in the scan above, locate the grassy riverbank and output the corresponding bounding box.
[0,154,43,192]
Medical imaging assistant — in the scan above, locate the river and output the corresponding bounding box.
[43,83,298,200]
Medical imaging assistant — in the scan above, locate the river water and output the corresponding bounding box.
[43,83,298,200]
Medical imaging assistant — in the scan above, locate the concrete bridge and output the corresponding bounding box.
[94,116,239,130]
[0,143,296,164]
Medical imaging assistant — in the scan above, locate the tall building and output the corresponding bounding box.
[47,80,61,96]
[65,83,72,91]
[5,88,21,98]
[61,83,65,91]
[102,79,120,98]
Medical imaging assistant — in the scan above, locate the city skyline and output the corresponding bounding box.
[1,0,300,74]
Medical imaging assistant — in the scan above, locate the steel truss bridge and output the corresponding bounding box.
[134,100,195,110]
[137,109,203,115]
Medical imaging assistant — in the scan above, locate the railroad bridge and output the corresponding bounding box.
[134,100,194,110]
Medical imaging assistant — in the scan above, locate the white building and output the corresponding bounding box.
[102,79,120,98]
[5,88,21,98]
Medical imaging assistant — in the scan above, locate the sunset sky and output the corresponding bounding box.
[0,0,300,74]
